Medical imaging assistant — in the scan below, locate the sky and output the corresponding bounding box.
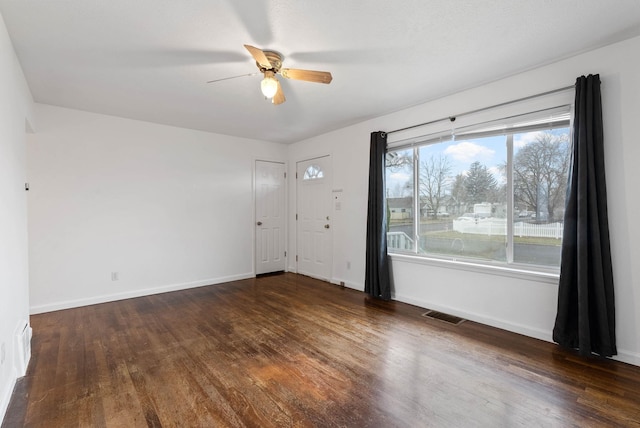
[386,129,569,198]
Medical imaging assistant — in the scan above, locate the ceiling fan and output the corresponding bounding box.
[208,45,333,105]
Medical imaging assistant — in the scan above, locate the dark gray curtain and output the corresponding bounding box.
[365,131,391,300]
[553,74,616,357]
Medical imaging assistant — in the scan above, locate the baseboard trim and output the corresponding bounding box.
[0,367,17,427]
[30,273,255,314]
[393,292,639,367]
[613,349,640,367]
[331,277,363,292]
[392,292,553,342]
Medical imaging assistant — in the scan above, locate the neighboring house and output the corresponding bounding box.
[421,196,466,218]
[388,197,414,220]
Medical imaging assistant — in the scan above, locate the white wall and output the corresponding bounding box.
[288,35,640,366]
[0,12,34,422]
[28,104,287,313]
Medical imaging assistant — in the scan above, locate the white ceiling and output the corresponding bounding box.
[2,1,640,144]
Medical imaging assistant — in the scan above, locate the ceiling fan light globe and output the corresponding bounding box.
[261,76,278,99]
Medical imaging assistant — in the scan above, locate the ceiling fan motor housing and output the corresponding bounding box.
[259,51,283,72]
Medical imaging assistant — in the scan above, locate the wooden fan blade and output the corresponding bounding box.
[244,44,272,69]
[280,68,332,84]
[272,79,286,105]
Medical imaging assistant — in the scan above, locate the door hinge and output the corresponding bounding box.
[296,214,298,220]
[296,255,298,262]
[284,251,287,257]
[284,172,287,178]
[296,172,298,179]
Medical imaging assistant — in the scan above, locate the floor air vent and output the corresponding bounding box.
[422,310,466,325]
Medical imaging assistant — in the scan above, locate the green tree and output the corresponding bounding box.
[464,161,498,205]
[450,173,468,215]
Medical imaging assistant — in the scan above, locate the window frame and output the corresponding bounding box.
[385,104,573,276]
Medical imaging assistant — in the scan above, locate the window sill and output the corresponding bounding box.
[388,252,560,285]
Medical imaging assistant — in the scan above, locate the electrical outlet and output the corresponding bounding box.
[111,272,119,281]
[1,342,5,365]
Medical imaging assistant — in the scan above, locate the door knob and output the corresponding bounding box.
[257,221,263,226]
[324,224,330,229]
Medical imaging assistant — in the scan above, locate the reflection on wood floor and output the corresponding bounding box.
[4,273,640,427]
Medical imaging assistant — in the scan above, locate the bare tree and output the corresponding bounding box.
[385,150,413,198]
[513,132,570,221]
[385,150,412,170]
[419,154,452,218]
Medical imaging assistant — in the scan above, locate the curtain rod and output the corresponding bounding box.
[387,84,574,135]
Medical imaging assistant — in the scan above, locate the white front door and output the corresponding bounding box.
[296,156,332,281]
[255,160,286,275]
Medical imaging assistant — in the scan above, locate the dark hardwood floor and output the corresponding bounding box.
[3,273,640,427]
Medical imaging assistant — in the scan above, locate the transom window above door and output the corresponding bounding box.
[303,164,324,180]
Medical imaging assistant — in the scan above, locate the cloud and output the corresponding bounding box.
[514,131,545,149]
[444,141,495,163]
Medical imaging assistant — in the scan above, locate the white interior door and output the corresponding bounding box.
[297,156,332,281]
[255,160,286,275]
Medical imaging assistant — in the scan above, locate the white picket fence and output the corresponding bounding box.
[453,218,563,239]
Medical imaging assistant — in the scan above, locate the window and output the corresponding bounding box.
[386,148,415,251]
[386,106,571,270]
[303,164,324,180]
